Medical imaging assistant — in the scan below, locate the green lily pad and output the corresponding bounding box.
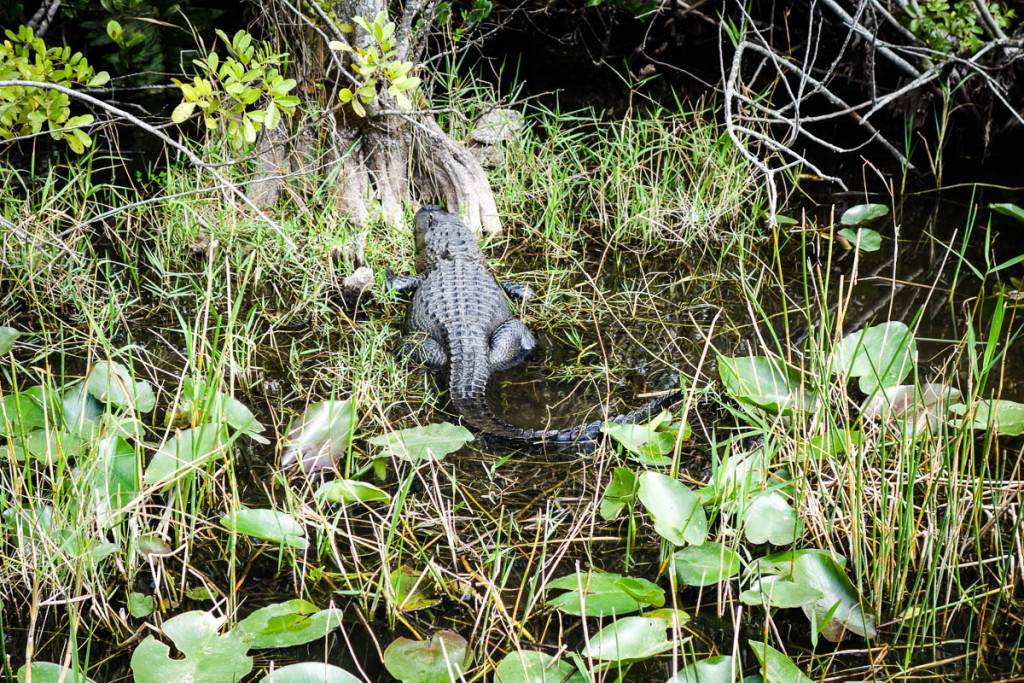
[547,570,662,617]
[130,611,253,683]
[86,360,156,414]
[840,203,888,226]
[603,411,687,466]
[61,382,105,438]
[17,662,96,683]
[145,424,226,485]
[83,435,140,528]
[260,663,362,683]
[750,642,812,682]
[836,322,916,394]
[0,326,19,354]
[671,543,743,587]
[368,422,473,463]
[9,427,84,463]
[236,599,342,648]
[666,656,736,683]
[282,399,356,472]
[389,565,441,611]
[741,492,802,545]
[220,508,308,550]
[637,472,707,546]
[383,631,472,683]
[719,356,814,414]
[791,552,877,640]
[580,617,675,662]
[316,479,391,506]
[494,651,586,683]
[837,227,882,252]
[181,378,268,444]
[599,467,639,521]
[990,202,1024,224]
[950,399,1024,435]
[0,392,47,438]
[129,592,155,618]
[739,576,823,609]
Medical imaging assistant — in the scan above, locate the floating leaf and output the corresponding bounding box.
[236,600,341,648]
[840,203,888,226]
[61,382,104,437]
[719,356,814,414]
[130,611,253,683]
[281,399,356,472]
[17,662,96,683]
[493,651,586,683]
[637,472,707,546]
[383,631,472,683]
[739,576,823,609]
[547,570,659,618]
[137,532,173,558]
[220,508,308,549]
[86,360,156,413]
[641,607,690,627]
[580,617,675,662]
[316,479,391,506]
[750,642,813,683]
[389,565,441,611]
[181,378,267,443]
[837,227,882,252]
[0,392,46,438]
[862,383,960,436]
[792,552,877,640]
[9,427,84,463]
[84,435,140,527]
[950,399,1024,436]
[603,411,686,466]
[741,492,802,545]
[836,322,916,394]
[129,592,155,618]
[260,663,362,683]
[795,429,865,461]
[599,467,639,521]
[990,202,1024,224]
[368,422,473,463]
[145,424,226,485]
[666,656,736,683]
[671,543,743,587]
[0,326,19,354]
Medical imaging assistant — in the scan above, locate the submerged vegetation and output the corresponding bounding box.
[1,2,1024,683]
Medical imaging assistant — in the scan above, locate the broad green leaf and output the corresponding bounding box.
[603,410,683,465]
[666,656,736,683]
[260,663,362,683]
[637,472,707,546]
[836,322,916,394]
[547,570,650,617]
[0,392,46,437]
[86,360,156,413]
[840,203,888,226]
[0,326,18,354]
[615,576,665,607]
[87,71,110,87]
[792,552,877,640]
[316,479,391,506]
[145,424,226,485]
[17,662,96,683]
[236,599,341,648]
[220,508,308,550]
[739,576,823,609]
[580,617,675,662]
[671,543,743,587]
[741,492,802,545]
[719,356,814,414]
[83,435,139,527]
[9,427,85,463]
[388,565,441,611]
[599,467,638,521]
[837,227,881,252]
[383,631,472,683]
[368,422,473,463]
[750,642,812,682]
[950,399,1024,436]
[61,382,104,437]
[281,399,356,472]
[642,607,690,627]
[130,611,253,683]
[494,651,586,683]
[990,202,1024,224]
[795,429,865,461]
[129,592,155,617]
[181,378,267,443]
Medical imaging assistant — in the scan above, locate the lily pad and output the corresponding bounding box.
[637,472,707,546]
[837,227,881,252]
[836,322,916,395]
[671,543,743,587]
[383,631,472,683]
[236,599,341,648]
[0,392,47,437]
[0,326,19,354]
[719,356,814,414]
[145,424,226,485]
[260,663,362,683]
[599,467,639,521]
[388,565,441,611]
[750,642,812,682]
[739,576,823,609]
[494,651,586,683]
[840,203,888,226]
[220,508,308,549]
[86,360,156,414]
[741,492,802,545]
[603,411,688,466]
[547,570,661,617]
[181,378,268,444]
[129,591,155,618]
[84,435,140,528]
[17,662,96,683]
[950,399,1024,436]
[9,427,84,463]
[666,656,736,683]
[580,617,675,662]
[316,479,391,506]
[61,383,105,438]
[281,399,356,472]
[792,552,877,640]
[130,611,253,683]
[368,422,473,463]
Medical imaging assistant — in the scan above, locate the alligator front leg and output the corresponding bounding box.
[489,319,537,371]
[400,333,448,374]
[387,271,425,293]
[500,280,534,305]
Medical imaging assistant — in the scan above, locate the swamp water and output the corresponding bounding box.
[2,192,1023,681]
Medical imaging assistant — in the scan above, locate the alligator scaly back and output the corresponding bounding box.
[389,206,680,452]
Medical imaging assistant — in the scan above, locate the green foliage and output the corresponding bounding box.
[329,12,421,116]
[0,25,109,153]
[547,570,664,617]
[906,1,1015,53]
[383,631,472,683]
[171,30,298,150]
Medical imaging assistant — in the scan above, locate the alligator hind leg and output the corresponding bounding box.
[400,333,448,373]
[500,280,534,305]
[489,319,536,371]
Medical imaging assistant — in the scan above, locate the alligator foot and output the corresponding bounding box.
[387,271,425,293]
[500,280,534,305]
[489,319,536,371]
[401,333,448,373]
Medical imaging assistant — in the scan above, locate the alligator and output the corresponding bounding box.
[388,206,680,451]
